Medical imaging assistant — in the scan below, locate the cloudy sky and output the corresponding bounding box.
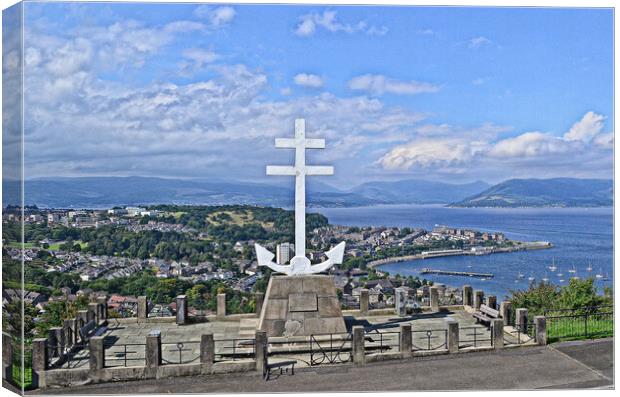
[15,3,614,187]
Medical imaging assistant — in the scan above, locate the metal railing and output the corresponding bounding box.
[546,309,613,342]
[309,333,352,366]
[364,330,400,354]
[411,329,448,351]
[161,341,201,365]
[459,326,492,348]
[213,338,255,362]
[504,323,536,346]
[103,342,146,367]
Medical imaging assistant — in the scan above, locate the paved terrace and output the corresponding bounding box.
[64,308,501,369]
[31,338,613,393]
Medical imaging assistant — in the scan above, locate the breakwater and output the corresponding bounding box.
[420,268,494,278]
[367,241,552,269]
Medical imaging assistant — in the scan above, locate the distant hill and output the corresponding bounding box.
[349,179,490,204]
[452,178,613,207]
[4,176,611,209]
[3,176,374,209]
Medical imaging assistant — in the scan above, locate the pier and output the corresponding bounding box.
[420,268,494,278]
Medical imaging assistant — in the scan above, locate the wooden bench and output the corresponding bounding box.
[472,304,500,327]
[263,360,296,381]
[79,320,106,343]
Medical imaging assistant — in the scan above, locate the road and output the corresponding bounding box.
[32,338,613,394]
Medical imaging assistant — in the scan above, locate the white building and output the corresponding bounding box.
[126,207,146,217]
[276,243,295,265]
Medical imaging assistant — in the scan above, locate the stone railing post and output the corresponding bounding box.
[255,331,268,374]
[217,293,226,318]
[446,318,459,353]
[395,287,407,316]
[200,333,215,372]
[473,290,484,310]
[491,318,504,350]
[399,324,412,358]
[3,332,13,382]
[487,295,497,310]
[516,308,528,334]
[500,301,513,326]
[88,302,99,324]
[97,296,108,320]
[462,285,473,306]
[137,296,148,321]
[430,287,439,312]
[89,336,105,373]
[534,316,547,345]
[255,292,265,316]
[47,328,59,359]
[352,326,365,365]
[176,295,188,325]
[145,330,161,378]
[63,319,75,348]
[77,310,88,327]
[32,338,48,386]
[359,289,369,315]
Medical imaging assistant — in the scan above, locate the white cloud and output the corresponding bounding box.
[379,112,612,178]
[379,138,487,169]
[348,74,440,96]
[294,10,387,37]
[293,73,324,88]
[468,36,491,49]
[563,111,606,142]
[487,132,574,158]
[193,5,236,28]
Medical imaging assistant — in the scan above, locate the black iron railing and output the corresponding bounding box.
[459,326,492,348]
[546,309,613,342]
[504,322,536,345]
[411,329,447,351]
[161,341,201,365]
[103,343,146,367]
[213,338,255,362]
[364,330,400,354]
[309,333,352,366]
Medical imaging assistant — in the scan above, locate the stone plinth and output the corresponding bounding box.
[176,295,188,325]
[258,275,346,337]
[462,285,473,306]
[395,287,407,316]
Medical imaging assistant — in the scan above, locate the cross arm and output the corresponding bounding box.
[306,166,334,175]
[275,138,325,149]
[266,165,296,176]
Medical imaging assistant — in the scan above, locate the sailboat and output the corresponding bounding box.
[548,258,557,272]
[557,269,564,277]
[568,264,577,274]
[517,271,524,279]
[596,267,604,279]
[602,272,610,281]
[542,273,549,283]
[528,274,535,282]
[586,262,593,272]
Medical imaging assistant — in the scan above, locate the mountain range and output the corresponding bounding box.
[452,178,613,208]
[2,176,612,209]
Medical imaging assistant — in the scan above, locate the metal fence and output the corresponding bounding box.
[411,329,448,351]
[545,306,613,342]
[214,338,255,362]
[459,326,492,348]
[309,333,352,366]
[364,330,400,354]
[103,342,146,367]
[161,341,201,365]
[504,323,536,346]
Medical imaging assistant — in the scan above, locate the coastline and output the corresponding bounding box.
[367,241,553,270]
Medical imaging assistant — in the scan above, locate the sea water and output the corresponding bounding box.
[315,204,613,299]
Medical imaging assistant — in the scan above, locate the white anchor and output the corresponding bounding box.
[254,119,346,275]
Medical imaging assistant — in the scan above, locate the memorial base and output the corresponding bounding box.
[258,275,347,337]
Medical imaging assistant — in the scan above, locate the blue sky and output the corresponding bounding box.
[14,3,614,187]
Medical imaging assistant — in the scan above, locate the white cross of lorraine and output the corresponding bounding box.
[254,118,345,275]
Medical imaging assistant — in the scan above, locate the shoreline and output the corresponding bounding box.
[368,242,553,269]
